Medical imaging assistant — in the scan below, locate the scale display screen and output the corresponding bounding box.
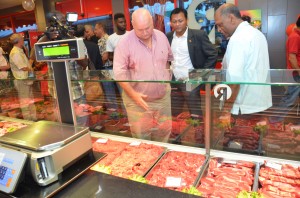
[43,45,70,57]
[35,38,85,62]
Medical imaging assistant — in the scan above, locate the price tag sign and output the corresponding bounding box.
[96,138,108,144]
[165,177,182,188]
[256,121,267,126]
[228,141,243,149]
[129,141,141,146]
[266,161,282,170]
[290,125,300,131]
[223,160,237,164]
[267,143,280,149]
[107,108,116,112]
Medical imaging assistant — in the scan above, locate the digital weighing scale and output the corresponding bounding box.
[0,121,93,194]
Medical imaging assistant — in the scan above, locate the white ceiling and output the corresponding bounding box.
[0,0,22,10]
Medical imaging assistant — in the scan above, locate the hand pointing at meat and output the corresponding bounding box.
[118,82,149,111]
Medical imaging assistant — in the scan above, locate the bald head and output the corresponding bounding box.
[132,8,154,43]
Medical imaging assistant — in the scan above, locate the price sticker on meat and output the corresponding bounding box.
[165,177,182,187]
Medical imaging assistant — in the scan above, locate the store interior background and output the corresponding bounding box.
[0,0,299,70]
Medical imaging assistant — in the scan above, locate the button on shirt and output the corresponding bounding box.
[171,28,194,80]
[222,21,272,114]
[114,29,173,100]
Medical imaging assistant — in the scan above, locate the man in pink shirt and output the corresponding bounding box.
[114,8,173,142]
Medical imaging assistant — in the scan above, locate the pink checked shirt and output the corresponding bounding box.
[114,29,173,100]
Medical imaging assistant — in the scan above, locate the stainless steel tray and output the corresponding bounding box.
[194,157,259,195]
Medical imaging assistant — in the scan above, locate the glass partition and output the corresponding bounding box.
[0,69,299,161]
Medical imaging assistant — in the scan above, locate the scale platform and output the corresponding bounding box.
[0,121,89,151]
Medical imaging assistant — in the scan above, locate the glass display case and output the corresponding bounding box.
[0,68,299,197]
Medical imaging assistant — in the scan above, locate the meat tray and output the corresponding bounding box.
[144,150,207,191]
[91,140,167,179]
[195,157,259,197]
[214,126,263,155]
[257,160,300,197]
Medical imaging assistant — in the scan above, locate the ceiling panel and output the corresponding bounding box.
[0,0,22,10]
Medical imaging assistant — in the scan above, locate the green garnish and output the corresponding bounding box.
[253,125,267,134]
[95,165,111,174]
[236,190,265,198]
[7,127,17,133]
[128,174,147,183]
[182,187,202,196]
[186,118,201,126]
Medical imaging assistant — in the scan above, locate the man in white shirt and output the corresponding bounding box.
[215,4,272,116]
[166,8,217,120]
[105,13,128,62]
[9,33,36,120]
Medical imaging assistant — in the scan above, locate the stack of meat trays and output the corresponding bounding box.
[262,126,300,158]
[258,161,300,198]
[196,157,259,197]
[145,150,206,192]
[91,138,166,179]
[217,126,261,154]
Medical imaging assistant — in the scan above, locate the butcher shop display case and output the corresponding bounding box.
[0,68,300,198]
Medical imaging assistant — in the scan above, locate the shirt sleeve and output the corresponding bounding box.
[287,35,299,54]
[113,39,130,80]
[106,37,114,52]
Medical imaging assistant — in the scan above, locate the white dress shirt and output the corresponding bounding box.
[222,21,272,114]
[171,28,194,80]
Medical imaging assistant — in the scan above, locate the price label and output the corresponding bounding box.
[129,141,141,146]
[123,123,131,127]
[290,125,300,131]
[256,121,267,126]
[266,161,282,170]
[165,177,182,187]
[228,141,243,149]
[107,108,116,112]
[223,160,237,164]
[267,143,280,149]
[96,138,108,144]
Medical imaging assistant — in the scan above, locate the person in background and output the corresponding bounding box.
[214,4,272,121]
[9,33,36,121]
[269,16,300,124]
[114,8,173,142]
[0,47,10,71]
[94,22,112,68]
[105,13,128,62]
[75,25,103,70]
[167,8,217,121]
[84,24,98,44]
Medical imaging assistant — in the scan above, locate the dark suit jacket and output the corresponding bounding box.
[83,40,103,70]
[166,28,217,69]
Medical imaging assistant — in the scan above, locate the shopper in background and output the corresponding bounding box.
[94,22,112,68]
[269,16,300,124]
[105,13,128,62]
[75,25,103,70]
[114,8,173,142]
[9,33,36,121]
[167,8,217,120]
[214,4,272,120]
[84,24,98,44]
[0,47,10,71]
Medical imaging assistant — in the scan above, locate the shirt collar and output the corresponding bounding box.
[173,27,188,38]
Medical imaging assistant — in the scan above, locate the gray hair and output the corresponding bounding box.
[9,33,23,45]
[219,3,242,19]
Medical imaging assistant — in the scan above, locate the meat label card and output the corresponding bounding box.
[165,177,182,187]
[96,138,108,144]
[266,161,282,170]
[129,141,141,146]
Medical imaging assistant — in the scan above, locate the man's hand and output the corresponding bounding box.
[131,92,149,111]
[118,82,149,111]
